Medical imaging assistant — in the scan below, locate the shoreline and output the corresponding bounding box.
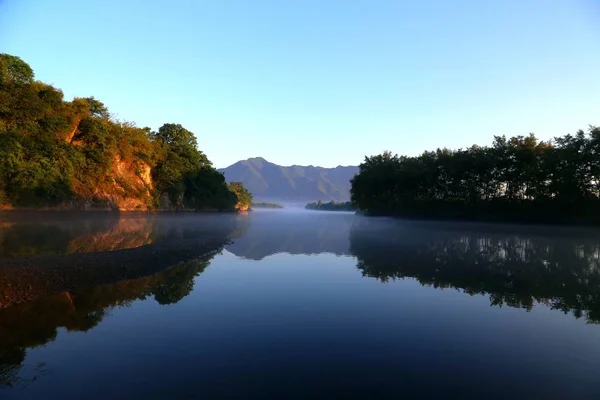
[0,207,244,213]
[360,212,600,228]
[0,235,230,309]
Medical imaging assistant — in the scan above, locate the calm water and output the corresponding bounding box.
[1,210,600,398]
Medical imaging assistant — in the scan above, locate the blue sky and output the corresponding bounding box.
[1,0,599,168]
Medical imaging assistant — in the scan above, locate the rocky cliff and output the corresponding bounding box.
[0,53,250,212]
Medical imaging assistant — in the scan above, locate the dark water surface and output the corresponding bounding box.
[1,210,600,398]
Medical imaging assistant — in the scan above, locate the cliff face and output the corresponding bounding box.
[1,157,156,211]
[235,202,250,212]
[71,156,155,211]
[1,53,246,212]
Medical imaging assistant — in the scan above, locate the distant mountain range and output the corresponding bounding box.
[218,157,358,202]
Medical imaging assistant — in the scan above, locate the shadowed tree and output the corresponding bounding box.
[351,126,600,224]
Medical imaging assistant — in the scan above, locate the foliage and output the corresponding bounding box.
[351,127,600,224]
[0,53,34,85]
[227,181,253,210]
[305,200,355,211]
[182,168,238,211]
[0,53,251,211]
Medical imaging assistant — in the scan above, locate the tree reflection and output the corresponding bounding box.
[0,212,249,258]
[349,220,600,323]
[0,212,247,388]
[0,257,213,388]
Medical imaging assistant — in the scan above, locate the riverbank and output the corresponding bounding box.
[360,199,600,226]
[0,235,230,308]
[305,201,356,212]
[0,207,244,213]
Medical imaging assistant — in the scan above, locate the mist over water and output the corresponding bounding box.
[1,210,600,398]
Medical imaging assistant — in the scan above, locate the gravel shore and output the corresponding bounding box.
[0,235,230,309]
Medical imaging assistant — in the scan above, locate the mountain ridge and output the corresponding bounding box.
[218,157,359,202]
[233,157,356,169]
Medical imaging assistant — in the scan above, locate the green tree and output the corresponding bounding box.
[0,53,249,212]
[152,123,212,206]
[182,167,237,211]
[0,53,34,85]
[351,126,600,224]
[227,181,253,210]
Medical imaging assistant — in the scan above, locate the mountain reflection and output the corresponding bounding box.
[226,212,600,323]
[349,218,600,324]
[226,211,355,259]
[3,211,600,388]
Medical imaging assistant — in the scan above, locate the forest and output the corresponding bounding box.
[0,53,251,211]
[350,126,600,224]
[305,200,355,211]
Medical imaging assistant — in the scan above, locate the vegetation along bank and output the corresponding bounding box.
[0,53,252,211]
[305,200,356,211]
[350,126,600,225]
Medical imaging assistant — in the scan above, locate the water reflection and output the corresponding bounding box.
[226,211,354,259]
[226,212,600,323]
[0,212,248,388]
[349,218,600,323]
[0,214,154,258]
[0,257,213,389]
[0,212,250,258]
[2,211,600,394]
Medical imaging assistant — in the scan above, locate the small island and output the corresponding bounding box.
[305,200,356,212]
[251,202,284,209]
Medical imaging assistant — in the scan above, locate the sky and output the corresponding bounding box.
[1,0,599,168]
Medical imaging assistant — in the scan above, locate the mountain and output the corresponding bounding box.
[218,157,358,202]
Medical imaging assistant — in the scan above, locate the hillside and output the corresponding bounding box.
[218,157,358,202]
[0,53,252,211]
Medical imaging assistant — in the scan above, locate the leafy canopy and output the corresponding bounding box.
[0,53,252,211]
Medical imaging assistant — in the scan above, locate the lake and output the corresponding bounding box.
[1,210,600,398]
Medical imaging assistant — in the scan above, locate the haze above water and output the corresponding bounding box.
[1,210,600,398]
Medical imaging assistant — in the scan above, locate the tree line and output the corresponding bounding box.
[350,126,600,224]
[305,200,355,211]
[0,53,251,211]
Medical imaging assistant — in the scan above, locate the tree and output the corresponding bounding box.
[153,123,210,166]
[182,167,237,211]
[0,53,250,212]
[151,123,214,207]
[350,126,600,224]
[227,181,253,211]
[0,53,34,85]
[82,97,110,119]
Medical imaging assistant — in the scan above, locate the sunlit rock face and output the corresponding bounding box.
[235,202,250,212]
[67,156,154,211]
